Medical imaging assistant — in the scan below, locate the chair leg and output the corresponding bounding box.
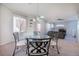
[47,52,49,56]
[56,43,60,54]
[17,47,19,49]
[52,46,54,48]
[47,54,48,56]
[26,46,27,54]
[13,44,17,56]
[13,47,16,56]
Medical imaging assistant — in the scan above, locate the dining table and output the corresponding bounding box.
[26,35,51,39]
[25,35,51,48]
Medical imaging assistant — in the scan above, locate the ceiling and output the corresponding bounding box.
[1,3,79,22]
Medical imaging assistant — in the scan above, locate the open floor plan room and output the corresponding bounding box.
[0,3,79,56]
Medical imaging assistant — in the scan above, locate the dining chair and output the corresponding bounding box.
[47,31,60,54]
[27,38,51,56]
[13,32,27,56]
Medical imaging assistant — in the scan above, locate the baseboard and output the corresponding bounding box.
[0,40,14,45]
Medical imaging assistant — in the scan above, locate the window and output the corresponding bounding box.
[51,24,54,28]
[46,23,51,31]
[13,16,26,32]
[37,23,41,32]
[46,23,54,31]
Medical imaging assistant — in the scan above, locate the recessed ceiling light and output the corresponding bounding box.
[33,18,36,22]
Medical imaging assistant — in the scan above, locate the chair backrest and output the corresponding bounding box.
[47,31,59,40]
[47,31,54,37]
[34,31,38,35]
[13,32,27,41]
[27,38,51,56]
[13,32,19,43]
[58,29,66,39]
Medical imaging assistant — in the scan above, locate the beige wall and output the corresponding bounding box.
[0,5,13,45]
[77,20,79,42]
[0,5,1,44]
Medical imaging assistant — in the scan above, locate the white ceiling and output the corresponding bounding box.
[1,3,79,22]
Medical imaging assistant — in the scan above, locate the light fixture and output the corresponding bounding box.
[39,16,45,19]
[28,4,45,22]
[35,4,45,21]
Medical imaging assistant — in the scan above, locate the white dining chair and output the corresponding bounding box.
[13,32,27,56]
